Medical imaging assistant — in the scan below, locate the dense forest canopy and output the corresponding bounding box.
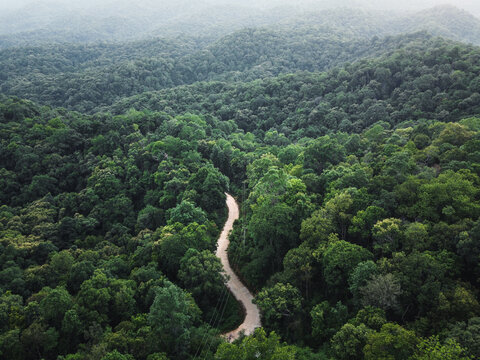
[107,35,480,138]
[4,30,480,115]
[1,2,480,360]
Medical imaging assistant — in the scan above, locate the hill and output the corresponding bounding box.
[0,32,459,113]
[1,4,480,48]
[390,5,480,45]
[107,35,480,138]
[2,3,480,360]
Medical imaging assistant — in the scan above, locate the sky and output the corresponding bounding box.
[0,0,479,15]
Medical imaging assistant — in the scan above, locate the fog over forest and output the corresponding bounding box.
[1,0,479,13]
[1,0,479,47]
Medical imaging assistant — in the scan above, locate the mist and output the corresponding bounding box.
[1,0,479,49]
[1,0,479,12]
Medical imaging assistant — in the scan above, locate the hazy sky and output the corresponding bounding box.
[0,0,479,14]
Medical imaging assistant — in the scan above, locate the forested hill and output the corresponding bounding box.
[0,37,206,77]
[389,5,480,45]
[288,5,480,46]
[0,32,471,113]
[1,3,480,48]
[2,96,480,359]
[107,36,480,138]
[0,1,295,48]
[2,3,480,360]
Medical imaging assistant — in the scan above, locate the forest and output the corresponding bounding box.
[1,1,480,360]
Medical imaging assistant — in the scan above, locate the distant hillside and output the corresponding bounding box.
[282,5,480,45]
[0,36,204,77]
[106,36,480,138]
[0,32,442,112]
[391,5,480,45]
[0,1,298,48]
[1,3,480,48]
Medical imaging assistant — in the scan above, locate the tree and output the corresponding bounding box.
[153,222,214,278]
[363,323,418,360]
[310,301,348,341]
[348,261,379,301]
[372,218,402,256]
[282,244,316,299]
[457,221,480,281]
[380,151,418,185]
[166,201,208,226]
[300,210,334,247]
[59,309,83,353]
[136,205,164,232]
[246,153,281,187]
[360,274,402,313]
[39,286,73,329]
[101,350,135,360]
[254,283,302,339]
[278,144,303,165]
[50,251,74,282]
[27,175,58,198]
[304,136,345,174]
[417,170,480,223]
[187,164,229,213]
[0,292,24,332]
[146,353,169,360]
[148,282,201,357]
[331,324,372,360]
[349,206,387,243]
[323,191,354,240]
[349,307,387,331]
[387,251,456,319]
[249,197,296,270]
[413,336,472,360]
[67,261,95,294]
[0,329,24,360]
[403,222,429,252]
[177,248,226,308]
[21,322,59,360]
[76,270,112,324]
[435,123,473,147]
[215,328,296,360]
[322,240,373,297]
[110,279,136,323]
[448,317,480,359]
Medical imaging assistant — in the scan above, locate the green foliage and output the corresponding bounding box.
[311,301,348,341]
[148,282,201,357]
[215,328,296,360]
[363,323,418,360]
[414,336,472,360]
[107,36,480,138]
[304,136,345,174]
[255,283,302,340]
[448,318,480,359]
[349,307,387,331]
[39,286,73,328]
[101,350,135,360]
[166,201,208,226]
[322,240,373,296]
[349,206,387,242]
[331,324,372,360]
[2,13,480,359]
[178,248,226,308]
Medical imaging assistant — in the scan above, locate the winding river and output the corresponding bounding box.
[216,193,261,342]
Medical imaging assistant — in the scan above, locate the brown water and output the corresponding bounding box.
[216,193,261,342]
